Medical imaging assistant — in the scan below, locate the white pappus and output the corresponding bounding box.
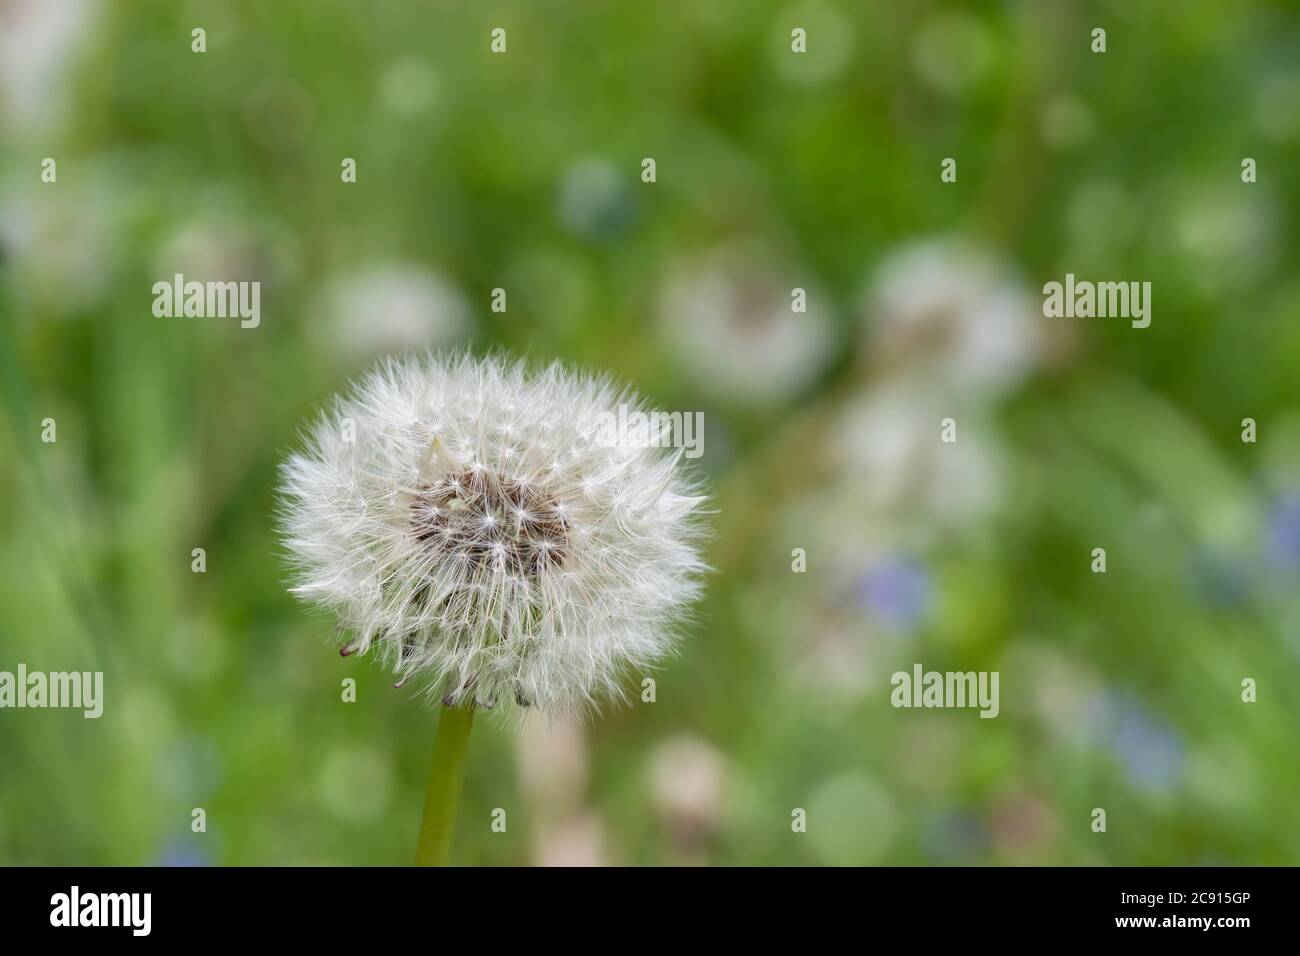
[278,352,709,718]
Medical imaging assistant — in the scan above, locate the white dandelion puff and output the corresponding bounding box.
[861,238,1040,398]
[658,244,834,407]
[278,352,709,718]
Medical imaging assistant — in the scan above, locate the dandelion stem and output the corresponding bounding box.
[414,703,475,866]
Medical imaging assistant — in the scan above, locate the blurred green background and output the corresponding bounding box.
[2,0,1299,866]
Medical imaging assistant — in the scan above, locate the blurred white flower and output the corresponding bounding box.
[1006,644,1101,744]
[831,379,1006,523]
[787,610,887,701]
[154,217,298,288]
[533,812,608,867]
[0,0,99,136]
[279,353,709,717]
[516,710,589,813]
[155,223,253,280]
[0,181,108,315]
[862,238,1040,399]
[648,735,730,851]
[1168,183,1282,293]
[767,495,935,703]
[318,263,472,361]
[659,246,834,406]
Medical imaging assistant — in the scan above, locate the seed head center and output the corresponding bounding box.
[410,470,568,576]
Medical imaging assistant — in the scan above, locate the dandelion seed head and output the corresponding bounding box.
[278,352,708,718]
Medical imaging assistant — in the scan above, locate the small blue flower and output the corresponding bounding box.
[919,807,987,863]
[1267,493,1300,571]
[1091,691,1185,795]
[158,841,211,868]
[853,558,931,632]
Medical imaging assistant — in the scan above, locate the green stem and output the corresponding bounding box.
[414,704,476,866]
